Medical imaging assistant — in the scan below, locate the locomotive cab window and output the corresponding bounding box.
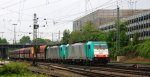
[94,44,107,49]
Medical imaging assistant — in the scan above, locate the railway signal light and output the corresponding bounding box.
[34,25,39,29]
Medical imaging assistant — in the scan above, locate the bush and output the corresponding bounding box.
[121,45,139,57]
[136,41,150,58]
[0,62,30,75]
[0,62,47,77]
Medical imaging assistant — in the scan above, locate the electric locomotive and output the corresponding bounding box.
[10,41,109,64]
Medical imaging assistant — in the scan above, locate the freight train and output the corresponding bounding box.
[9,41,110,64]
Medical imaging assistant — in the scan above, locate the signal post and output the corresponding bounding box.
[32,13,39,66]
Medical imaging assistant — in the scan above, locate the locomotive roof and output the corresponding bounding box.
[87,41,107,45]
[71,43,85,46]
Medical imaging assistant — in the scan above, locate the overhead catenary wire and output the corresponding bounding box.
[0,0,141,42]
[50,0,127,34]
[50,0,122,21]
[4,0,123,32]
[0,0,123,28]
[0,0,122,23]
[0,0,12,6]
[21,0,62,11]
[0,0,26,10]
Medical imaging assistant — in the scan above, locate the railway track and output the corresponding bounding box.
[33,62,150,77]
[37,63,126,77]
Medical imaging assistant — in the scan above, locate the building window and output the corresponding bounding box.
[127,20,130,24]
[129,27,132,32]
[144,15,147,20]
[141,24,144,29]
[145,31,148,36]
[143,24,146,29]
[145,15,149,20]
[139,16,144,21]
[133,26,135,30]
[135,18,138,23]
[130,27,132,32]
[149,31,150,36]
[129,20,132,24]
[135,26,138,30]
[132,19,134,23]
[146,23,149,28]
[139,24,141,29]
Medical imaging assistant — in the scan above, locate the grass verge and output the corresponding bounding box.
[0,61,47,77]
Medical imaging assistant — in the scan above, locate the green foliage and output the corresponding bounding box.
[106,30,116,48]
[61,21,108,44]
[0,38,9,44]
[136,41,150,58]
[119,21,129,47]
[81,21,106,41]
[120,30,128,47]
[120,45,138,57]
[0,62,46,77]
[20,36,53,45]
[119,21,127,31]
[44,39,54,45]
[61,29,70,44]
[0,62,29,75]
[69,30,82,43]
[62,20,149,59]
[66,21,107,44]
[107,21,129,57]
[0,73,46,77]
[32,38,52,44]
[132,32,140,45]
[98,31,107,41]
[109,45,117,58]
[19,36,31,44]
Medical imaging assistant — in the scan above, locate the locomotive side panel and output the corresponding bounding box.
[68,43,86,60]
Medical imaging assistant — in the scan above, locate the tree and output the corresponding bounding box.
[0,38,9,44]
[19,36,31,44]
[119,21,129,47]
[67,21,107,44]
[106,21,129,57]
[32,38,52,45]
[106,30,117,58]
[98,31,107,41]
[137,40,150,58]
[81,21,106,41]
[69,30,82,44]
[61,29,70,44]
[106,30,117,48]
[45,39,53,44]
[132,32,140,45]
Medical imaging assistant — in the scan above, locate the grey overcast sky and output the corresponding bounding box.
[0,0,149,43]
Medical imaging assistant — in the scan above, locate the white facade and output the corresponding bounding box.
[99,10,150,40]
